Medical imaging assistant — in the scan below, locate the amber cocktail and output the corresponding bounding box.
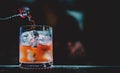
[19,25,53,68]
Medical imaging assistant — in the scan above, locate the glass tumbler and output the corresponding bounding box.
[19,25,53,69]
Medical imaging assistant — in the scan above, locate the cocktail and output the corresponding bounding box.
[19,25,53,68]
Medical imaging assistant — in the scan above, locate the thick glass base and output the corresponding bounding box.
[19,62,53,69]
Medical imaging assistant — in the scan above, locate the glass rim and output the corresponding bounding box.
[20,25,52,28]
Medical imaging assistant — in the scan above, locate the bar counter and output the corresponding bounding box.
[0,65,120,73]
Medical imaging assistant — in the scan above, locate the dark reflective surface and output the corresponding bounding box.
[0,65,120,73]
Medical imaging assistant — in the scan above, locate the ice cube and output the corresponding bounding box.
[20,31,34,46]
[20,30,52,46]
[36,31,52,45]
[44,51,52,61]
[29,37,39,47]
[37,35,51,45]
[27,50,35,61]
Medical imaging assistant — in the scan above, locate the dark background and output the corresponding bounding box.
[0,0,119,65]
